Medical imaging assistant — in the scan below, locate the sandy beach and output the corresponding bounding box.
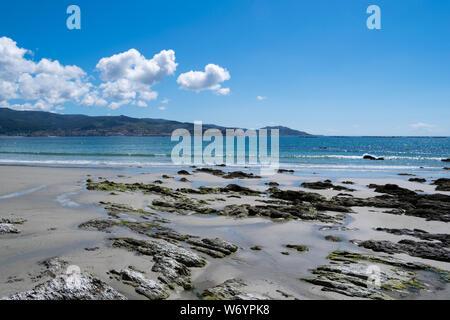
[0,165,448,300]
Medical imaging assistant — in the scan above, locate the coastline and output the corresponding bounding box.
[0,164,449,300]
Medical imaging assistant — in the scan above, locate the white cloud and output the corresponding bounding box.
[96,48,176,109]
[410,122,436,129]
[81,91,107,107]
[109,99,131,110]
[0,36,92,111]
[1,36,232,112]
[256,96,267,101]
[135,100,147,107]
[177,63,230,95]
[216,88,230,96]
[158,106,166,110]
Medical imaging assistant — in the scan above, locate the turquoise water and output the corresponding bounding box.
[0,136,449,178]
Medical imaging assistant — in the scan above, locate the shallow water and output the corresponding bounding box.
[0,136,448,179]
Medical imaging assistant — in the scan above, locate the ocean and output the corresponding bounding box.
[0,136,449,178]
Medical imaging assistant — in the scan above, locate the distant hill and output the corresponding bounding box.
[261,126,313,137]
[0,108,314,137]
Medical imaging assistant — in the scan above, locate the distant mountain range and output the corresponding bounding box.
[0,108,314,137]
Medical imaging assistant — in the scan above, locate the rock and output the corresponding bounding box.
[151,197,217,215]
[353,239,450,263]
[195,168,225,176]
[286,244,308,252]
[441,158,450,162]
[79,219,118,231]
[431,178,450,191]
[194,168,261,179]
[152,256,192,289]
[341,181,354,185]
[219,203,342,223]
[152,231,191,242]
[313,201,352,213]
[375,228,450,247]
[179,177,189,182]
[111,237,206,268]
[177,170,190,175]
[202,279,268,300]
[162,175,172,179]
[153,180,163,184]
[398,173,415,176]
[324,235,341,242]
[363,154,384,161]
[0,217,26,224]
[108,237,207,297]
[87,180,181,198]
[265,182,279,187]
[110,268,168,300]
[330,185,450,222]
[0,223,20,234]
[0,216,26,234]
[7,258,125,300]
[368,184,417,197]
[301,180,355,191]
[277,169,294,173]
[187,237,238,258]
[99,202,151,217]
[268,188,325,203]
[408,178,426,183]
[84,247,99,251]
[250,246,262,251]
[79,218,167,235]
[301,250,449,300]
[382,209,405,215]
[281,252,290,255]
[223,171,261,179]
[444,167,450,170]
[178,184,262,197]
[221,184,262,196]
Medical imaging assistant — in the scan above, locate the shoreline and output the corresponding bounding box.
[0,165,449,300]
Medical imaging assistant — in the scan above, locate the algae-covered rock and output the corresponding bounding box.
[187,237,238,258]
[324,235,342,242]
[353,239,450,263]
[301,250,449,300]
[7,258,125,300]
[286,244,309,252]
[301,180,354,192]
[110,268,168,300]
[202,279,267,300]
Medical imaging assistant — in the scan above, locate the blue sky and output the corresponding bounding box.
[0,0,449,136]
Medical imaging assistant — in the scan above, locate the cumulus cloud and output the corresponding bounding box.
[1,36,232,111]
[96,48,176,109]
[257,96,267,101]
[410,122,436,129]
[177,64,230,95]
[0,36,93,111]
[80,91,107,107]
[158,106,166,110]
[0,36,179,111]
